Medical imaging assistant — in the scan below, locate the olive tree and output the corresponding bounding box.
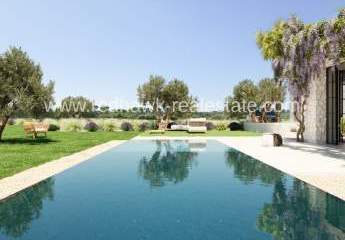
[137,75,195,122]
[226,78,285,120]
[137,75,165,123]
[226,79,259,119]
[59,96,95,118]
[0,47,54,141]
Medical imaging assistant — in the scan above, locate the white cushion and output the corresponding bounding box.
[171,125,188,131]
[188,126,207,133]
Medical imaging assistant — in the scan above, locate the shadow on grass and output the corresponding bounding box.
[0,137,58,145]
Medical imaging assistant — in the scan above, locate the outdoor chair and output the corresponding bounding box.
[23,122,49,139]
[149,121,168,134]
[187,118,207,133]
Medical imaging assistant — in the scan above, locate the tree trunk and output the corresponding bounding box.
[0,116,10,142]
[294,98,306,142]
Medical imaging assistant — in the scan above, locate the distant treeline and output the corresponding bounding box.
[13,107,290,121]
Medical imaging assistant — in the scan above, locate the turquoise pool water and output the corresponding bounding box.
[0,140,344,240]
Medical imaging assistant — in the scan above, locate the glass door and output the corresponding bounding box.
[326,66,344,144]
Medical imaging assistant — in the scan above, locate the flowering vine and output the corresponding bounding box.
[257,9,345,142]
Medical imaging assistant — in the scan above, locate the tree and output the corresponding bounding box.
[257,78,286,121]
[226,79,285,120]
[257,78,285,105]
[233,79,259,104]
[137,75,165,122]
[137,75,195,122]
[59,96,95,118]
[226,79,259,119]
[256,9,345,141]
[0,47,54,141]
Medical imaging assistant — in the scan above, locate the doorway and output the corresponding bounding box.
[326,65,345,144]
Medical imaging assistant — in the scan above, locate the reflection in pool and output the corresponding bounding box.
[138,141,198,187]
[0,179,54,238]
[0,140,344,240]
[226,149,345,239]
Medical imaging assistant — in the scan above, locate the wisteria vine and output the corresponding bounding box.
[257,9,345,142]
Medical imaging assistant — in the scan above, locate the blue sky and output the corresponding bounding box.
[1,0,344,109]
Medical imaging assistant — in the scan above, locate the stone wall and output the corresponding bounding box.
[303,71,327,144]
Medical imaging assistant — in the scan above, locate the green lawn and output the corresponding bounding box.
[0,125,138,179]
[140,130,262,137]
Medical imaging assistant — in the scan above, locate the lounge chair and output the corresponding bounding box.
[24,122,49,139]
[187,118,207,133]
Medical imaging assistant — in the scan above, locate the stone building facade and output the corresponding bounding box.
[304,71,327,144]
[303,61,344,144]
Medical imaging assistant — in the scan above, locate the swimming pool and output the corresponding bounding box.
[0,140,344,239]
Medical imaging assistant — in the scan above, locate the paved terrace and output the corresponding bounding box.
[136,135,345,201]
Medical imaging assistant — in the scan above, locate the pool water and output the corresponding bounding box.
[0,140,344,240]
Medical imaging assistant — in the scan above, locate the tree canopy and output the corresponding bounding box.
[0,47,54,140]
[137,75,196,122]
[59,96,95,118]
[227,78,285,119]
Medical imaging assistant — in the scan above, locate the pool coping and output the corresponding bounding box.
[0,140,126,201]
[135,136,345,201]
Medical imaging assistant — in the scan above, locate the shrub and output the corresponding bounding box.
[7,118,15,125]
[138,122,149,132]
[43,118,59,126]
[84,121,99,132]
[59,119,86,131]
[341,117,345,134]
[103,121,117,132]
[148,121,157,130]
[205,122,215,130]
[65,121,83,132]
[216,123,227,131]
[132,121,141,131]
[121,122,133,131]
[228,122,243,131]
[48,124,60,131]
[14,118,25,126]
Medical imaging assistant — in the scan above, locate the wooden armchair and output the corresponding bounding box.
[23,122,49,139]
[149,121,168,134]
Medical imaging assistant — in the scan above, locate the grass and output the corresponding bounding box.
[140,130,262,137]
[0,125,138,179]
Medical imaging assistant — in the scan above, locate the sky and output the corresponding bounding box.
[1,0,344,110]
